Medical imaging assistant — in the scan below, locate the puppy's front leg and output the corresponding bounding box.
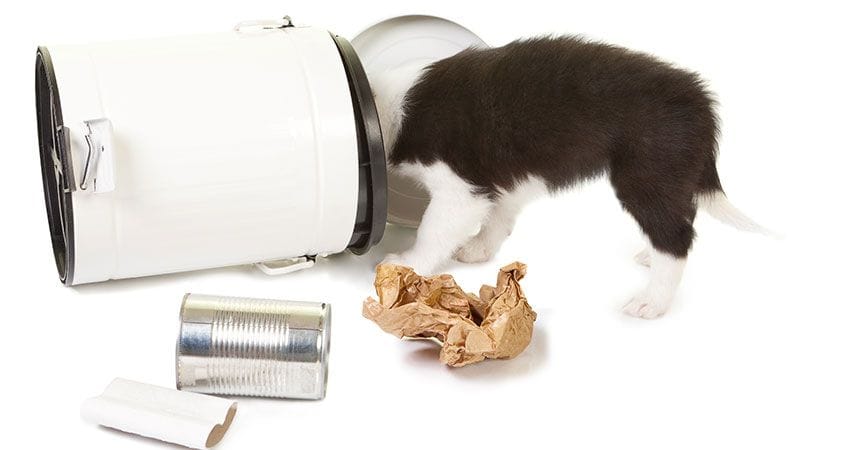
[383,163,493,275]
[454,201,513,264]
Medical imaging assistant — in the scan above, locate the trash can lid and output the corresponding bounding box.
[332,34,388,255]
[36,47,75,285]
[351,15,487,228]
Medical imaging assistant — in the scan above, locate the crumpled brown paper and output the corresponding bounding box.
[362,262,537,367]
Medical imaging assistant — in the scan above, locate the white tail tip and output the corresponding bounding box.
[697,191,779,238]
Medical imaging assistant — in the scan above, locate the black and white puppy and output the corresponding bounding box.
[372,36,767,319]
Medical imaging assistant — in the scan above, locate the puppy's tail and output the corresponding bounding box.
[696,190,777,237]
[695,152,777,237]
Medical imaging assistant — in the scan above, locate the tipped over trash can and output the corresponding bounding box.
[35,15,485,285]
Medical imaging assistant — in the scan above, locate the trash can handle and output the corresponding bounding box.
[254,255,315,275]
[79,118,115,193]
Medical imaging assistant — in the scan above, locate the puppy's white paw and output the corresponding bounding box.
[623,293,671,319]
[455,238,492,263]
[634,248,652,267]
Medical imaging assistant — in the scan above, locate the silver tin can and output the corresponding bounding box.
[176,294,331,399]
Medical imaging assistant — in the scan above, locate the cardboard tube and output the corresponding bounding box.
[81,378,237,448]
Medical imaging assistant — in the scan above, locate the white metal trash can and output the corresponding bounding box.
[36,17,386,285]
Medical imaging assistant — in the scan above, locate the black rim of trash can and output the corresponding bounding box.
[331,33,388,255]
[36,47,75,285]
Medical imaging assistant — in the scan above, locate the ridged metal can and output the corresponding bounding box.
[176,294,331,399]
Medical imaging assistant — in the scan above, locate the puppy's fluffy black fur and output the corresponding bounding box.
[389,36,722,258]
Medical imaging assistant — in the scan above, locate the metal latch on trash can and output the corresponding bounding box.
[79,118,115,193]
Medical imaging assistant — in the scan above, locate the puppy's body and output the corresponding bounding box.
[373,36,764,318]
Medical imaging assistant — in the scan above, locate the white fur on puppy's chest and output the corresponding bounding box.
[387,163,550,274]
[395,161,494,228]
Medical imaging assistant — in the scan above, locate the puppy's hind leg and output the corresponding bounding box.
[634,242,653,267]
[383,162,493,275]
[624,248,687,318]
[613,175,696,319]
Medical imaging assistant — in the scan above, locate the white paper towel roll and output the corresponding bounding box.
[81,378,237,448]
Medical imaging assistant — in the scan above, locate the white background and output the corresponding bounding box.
[1,1,843,449]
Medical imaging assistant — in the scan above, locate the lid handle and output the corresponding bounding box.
[234,15,294,33]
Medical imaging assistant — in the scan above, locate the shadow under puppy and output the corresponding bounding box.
[371,36,767,319]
